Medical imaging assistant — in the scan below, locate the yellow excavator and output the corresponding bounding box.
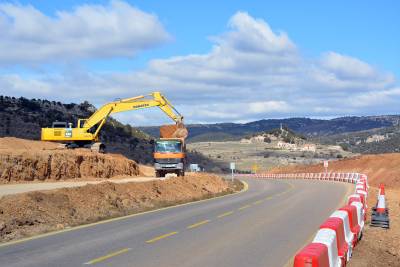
[41,92,188,177]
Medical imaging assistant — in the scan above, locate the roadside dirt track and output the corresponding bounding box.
[0,177,160,197]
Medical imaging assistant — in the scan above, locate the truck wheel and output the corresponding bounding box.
[180,171,185,177]
[156,171,164,178]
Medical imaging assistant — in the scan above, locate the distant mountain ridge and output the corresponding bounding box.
[140,116,400,142]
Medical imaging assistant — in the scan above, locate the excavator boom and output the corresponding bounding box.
[82,92,183,134]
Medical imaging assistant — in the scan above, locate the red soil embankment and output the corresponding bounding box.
[0,137,140,183]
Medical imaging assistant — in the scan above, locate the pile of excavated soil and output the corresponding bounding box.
[0,173,234,242]
[0,137,140,183]
[270,153,400,189]
[272,153,400,266]
[138,164,155,177]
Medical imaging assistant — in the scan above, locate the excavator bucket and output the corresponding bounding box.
[160,123,188,139]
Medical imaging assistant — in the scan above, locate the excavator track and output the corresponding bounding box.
[90,142,106,153]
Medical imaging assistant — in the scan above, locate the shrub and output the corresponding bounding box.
[339,143,350,151]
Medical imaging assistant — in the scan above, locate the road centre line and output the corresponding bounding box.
[187,220,210,229]
[84,248,131,265]
[217,211,234,218]
[146,231,178,243]
[238,204,251,210]
[253,200,263,205]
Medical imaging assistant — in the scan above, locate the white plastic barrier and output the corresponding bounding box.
[356,182,366,189]
[351,202,365,232]
[313,228,342,267]
[356,188,368,196]
[330,210,354,260]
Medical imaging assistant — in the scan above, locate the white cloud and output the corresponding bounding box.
[0,1,170,65]
[223,11,296,54]
[0,11,398,125]
[0,74,52,94]
[321,52,377,79]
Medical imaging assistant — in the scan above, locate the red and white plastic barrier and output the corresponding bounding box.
[312,229,341,267]
[235,172,368,267]
[319,217,350,265]
[339,205,361,246]
[293,242,330,267]
[330,211,354,261]
[236,172,363,185]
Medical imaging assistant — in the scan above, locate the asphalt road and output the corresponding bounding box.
[0,178,352,267]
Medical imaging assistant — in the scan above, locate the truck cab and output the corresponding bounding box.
[153,138,186,177]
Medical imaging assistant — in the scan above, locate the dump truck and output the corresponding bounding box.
[154,123,188,177]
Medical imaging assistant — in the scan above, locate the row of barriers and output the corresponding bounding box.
[236,172,363,184]
[236,172,368,267]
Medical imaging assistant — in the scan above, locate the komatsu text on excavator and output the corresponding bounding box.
[41,92,188,177]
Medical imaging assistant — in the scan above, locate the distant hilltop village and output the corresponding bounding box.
[240,125,343,153]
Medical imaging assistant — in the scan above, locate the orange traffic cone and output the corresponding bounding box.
[371,184,389,228]
[377,184,385,213]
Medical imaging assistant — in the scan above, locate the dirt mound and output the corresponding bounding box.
[270,153,400,189]
[0,137,140,183]
[0,173,234,242]
[138,164,155,177]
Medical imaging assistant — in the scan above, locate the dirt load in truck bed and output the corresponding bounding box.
[0,137,140,183]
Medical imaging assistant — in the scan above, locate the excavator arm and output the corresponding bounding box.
[82,92,183,138]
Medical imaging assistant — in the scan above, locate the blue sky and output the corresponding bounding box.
[0,1,399,125]
[17,0,399,75]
